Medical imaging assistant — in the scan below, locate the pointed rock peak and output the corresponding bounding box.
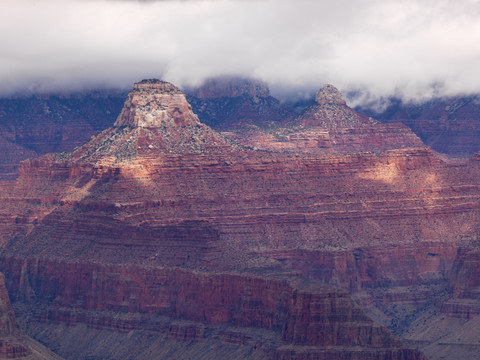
[315,84,347,105]
[114,79,200,128]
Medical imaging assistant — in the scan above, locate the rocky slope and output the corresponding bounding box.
[357,95,480,156]
[223,84,424,153]
[0,79,431,360]
[1,260,426,360]
[186,77,294,129]
[68,79,241,162]
[0,272,64,360]
[0,91,126,178]
[0,136,38,180]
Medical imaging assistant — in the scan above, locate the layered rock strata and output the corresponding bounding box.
[0,272,64,360]
[4,79,479,359]
[0,92,126,178]
[0,259,426,360]
[223,84,424,153]
[0,273,30,359]
[358,95,480,156]
[186,77,293,129]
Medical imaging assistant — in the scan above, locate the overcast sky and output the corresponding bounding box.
[1,0,480,102]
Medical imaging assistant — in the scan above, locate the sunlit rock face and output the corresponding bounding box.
[4,79,474,360]
[67,79,240,162]
[114,79,200,128]
[223,83,424,153]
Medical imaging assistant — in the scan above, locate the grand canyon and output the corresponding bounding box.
[1,77,480,360]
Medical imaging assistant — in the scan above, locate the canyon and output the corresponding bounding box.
[1,78,480,359]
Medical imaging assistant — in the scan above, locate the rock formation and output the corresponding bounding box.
[358,94,480,156]
[0,136,37,180]
[297,84,377,128]
[0,272,29,358]
[222,84,424,153]
[186,76,293,129]
[0,91,126,178]
[0,273,64,360]
[114,80,198,128]
[67,79,241,162]
[0,79,434,359]
[187,76,271,99]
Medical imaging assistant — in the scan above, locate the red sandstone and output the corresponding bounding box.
[4,80,480,359]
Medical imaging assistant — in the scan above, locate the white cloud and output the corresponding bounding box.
[1,0,480,101]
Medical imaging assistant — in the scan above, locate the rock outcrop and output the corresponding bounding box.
[223,84,424,153]
[186,77,293,129]
[0,80,437,359]
[358,95,480,156]
[0,91,126,178]
[187,76,271,99]
[297,84,377,128]
[114,80,199,128]
[67,80,241,162]
[0,273,64,360]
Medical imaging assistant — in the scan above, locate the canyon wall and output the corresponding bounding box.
[0,258,426,360]
[4,79,480,359]
[358,95,480,156]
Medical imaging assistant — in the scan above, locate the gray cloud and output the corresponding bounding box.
[1,0,480,102]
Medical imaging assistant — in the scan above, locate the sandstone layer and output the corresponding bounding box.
[0,80,436,359]
[358,95,480,156]
[222,84,424,153]
[186,77,293,129]
[0,259,425,360]
[0,273,64,360]
[0,91,126,178]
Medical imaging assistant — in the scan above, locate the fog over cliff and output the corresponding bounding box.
[1,0,480,102]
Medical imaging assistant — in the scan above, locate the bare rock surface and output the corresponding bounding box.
[114,80,199,128]
[5,79,478,359]
[187,76,271,99]
[314,84,348,105]
[358,95,480,156]
[223,84,424,153]
[0,273,64,360]
[67,79,242,162]
[186,77,293,129]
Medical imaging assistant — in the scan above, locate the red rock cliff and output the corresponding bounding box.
[4,79,477,359]
[0,258,426,360]
[0,272,30,359]
[224,84,424,153]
